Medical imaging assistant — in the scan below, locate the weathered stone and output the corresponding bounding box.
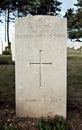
[15,16,67,118]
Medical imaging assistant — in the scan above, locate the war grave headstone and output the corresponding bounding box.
[11,37,15,61]
[15,16,67,117]
[0,40,3,54]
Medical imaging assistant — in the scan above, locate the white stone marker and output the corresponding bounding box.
[11,37,15,61]
[0,40,3,54]
[15,16,67,118]
[3,42,8,51]
[67,42,82,50]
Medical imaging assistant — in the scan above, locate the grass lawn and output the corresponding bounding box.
[0,55,15,104]
[67,48,82,109]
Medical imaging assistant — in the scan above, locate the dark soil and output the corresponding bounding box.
[67,107,82,130]
[0,104,38,130]
[0,103,82,130]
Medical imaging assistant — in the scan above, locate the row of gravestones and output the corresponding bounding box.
[67,42,82,50]
[1,16,67,118]
[11,41,82,61]
[0,39,15,61]
[0,41,8,54]
[1,35,81,62]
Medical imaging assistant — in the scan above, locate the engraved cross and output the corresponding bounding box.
[30,50,52,87]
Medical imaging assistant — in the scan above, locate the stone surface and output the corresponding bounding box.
[15,16,67,118]
[0,40,3,54]
[11,37,15,61]
[3,42,8,51]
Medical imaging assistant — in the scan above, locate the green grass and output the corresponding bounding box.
[37,115,69,130]
[67,48,82,108]
[0,55,15,104]
[0,124,17,130]
[0,55,14,65]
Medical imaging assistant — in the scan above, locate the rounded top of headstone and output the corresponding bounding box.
[15,15,67,22]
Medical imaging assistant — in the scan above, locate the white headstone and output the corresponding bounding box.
[15,16,67,118]
[0,40,3,54]
[67,42,82,49]
[3,42,8,51]
[11,37,15,61]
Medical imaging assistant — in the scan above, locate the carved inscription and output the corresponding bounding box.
[16,23,66,39]
[16,34,66,39]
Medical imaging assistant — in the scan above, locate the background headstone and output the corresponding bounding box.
[3,42,8,51]
[0,40,3,54]
[15,16,67,118]
[67,42,82,49]
[11,37,15,61]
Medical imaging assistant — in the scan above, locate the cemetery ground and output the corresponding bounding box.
[0,49,82,130]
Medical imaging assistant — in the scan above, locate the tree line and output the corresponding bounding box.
[0,0,82,44]
[0,0,62,45]
[64,0,82,41]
